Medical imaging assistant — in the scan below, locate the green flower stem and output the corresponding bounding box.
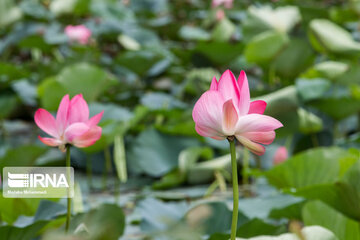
[65,146,71,233]
[311,134,319,147]
[242,148,251,197]
[86,154,93,189]
[254,155,261,169]
[228,137,238,240]
[285,136,293,150]
[103,146,112,190]
[114,177,120,203]
[334,121,341,140]
[242,148,249,185]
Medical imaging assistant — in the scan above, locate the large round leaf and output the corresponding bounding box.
[186,201,248,235]
[309,19,360,55]
[38,63,116,110]
[127,129,199,177]
[258,86,299,116]
[266,147,360,221]
[179,26,210,41]
[310,96,360,120]
[69,204,125,240]
[194,42,243,66]
[274,38,315,80]
[57,63,117,102]
[265,147,348,189]
[245,30,289,64]
[235,226,338,240]
[37,77,67,111]
[303,200,360,240]
[243,6,301,42]
[248,6,301,33]
[295,159,360,221]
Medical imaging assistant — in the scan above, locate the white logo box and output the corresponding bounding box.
[3,167,74,198]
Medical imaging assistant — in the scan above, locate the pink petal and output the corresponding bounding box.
[236,135,265,156]
[64,26,74,35]
[79,38,88,45]
[195,124,225,139]
[216,9,225,21]
[72,126,102,148]
[38,136,62,147]
[248,100,267,114]
[56,94,70,134]
[68,94,89,124]
[192,91,224,137]
[209,76,218,90]
[222,99,238,135]
[217,70,240,106]
[237,70,250,116]
[273,146,288,165]
[34,109,59,138]
[236,114,283,134]
[64,122,90,142]
[224,0,233,8]
[212,0,221,7]
[86,111,104,127]
[65,25,91,45]
[240,131,275,145]
[211,136,226,140]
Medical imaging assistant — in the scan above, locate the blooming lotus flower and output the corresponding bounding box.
[64,25,91,45]
[192,70,283,155]
[216,9,225,21]
[273,146,288,165]
[212,0,233,9]
[35,94,103,151]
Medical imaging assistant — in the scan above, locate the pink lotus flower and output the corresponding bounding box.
[64,25,91,45]
[212,0,233,9]
[216,9,225,21]
[35,94,103,151]
[273,146,288,165]
[192,70,283,155]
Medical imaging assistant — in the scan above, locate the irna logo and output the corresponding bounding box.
[3,167,74,198]
[7,172,69,188]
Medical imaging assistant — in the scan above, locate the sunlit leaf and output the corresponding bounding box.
[114,134,127,182]
[212,18,236,42]
[235,226,338,240]
[186,201,248,235]
[179,26,211,41]
[0,94,17,119]
[57,63,117,102]
[274,38,315,79]
[309,19,360,55]
[127,129,199,177]
[303,200,360,240]
[296,78,331,101]
[245,30,289,64]
[70,204,125,240]
[0,0,22,27]
[237,218,286,238]
[248,6,301,33]
[266,147,348,188]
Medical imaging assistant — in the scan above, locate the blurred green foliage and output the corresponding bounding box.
[1,0,360,239]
